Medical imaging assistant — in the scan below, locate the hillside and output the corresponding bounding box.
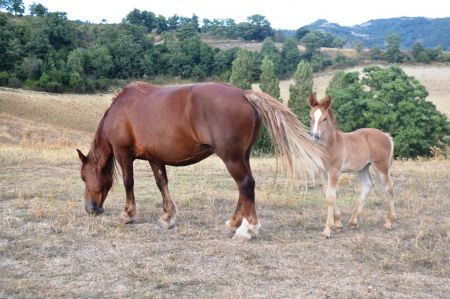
[305,17,450,50]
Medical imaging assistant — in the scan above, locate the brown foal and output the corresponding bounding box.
[308,94,395,238]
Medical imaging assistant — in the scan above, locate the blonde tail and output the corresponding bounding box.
[244,90,325,182]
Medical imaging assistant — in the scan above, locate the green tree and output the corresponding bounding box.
[385,34,406,63]
[301,31,322,54]
[86,44,113,77]
[230,49,253,89]
[281,38,301,77]
[326,65,450,158]
[29,2,47,16]
[288,60,313,124]
[254,56,280,154]
[261,37,281,75]
[259,56,280,99]
[1,0,24,15]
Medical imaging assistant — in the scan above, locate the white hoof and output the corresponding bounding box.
[232,218,260,241]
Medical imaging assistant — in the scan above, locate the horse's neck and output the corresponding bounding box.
[90,125,113,167]
[322,125,340,149]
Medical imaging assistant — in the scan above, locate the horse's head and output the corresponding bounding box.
[308,93,333,142]
[77,149,112,215]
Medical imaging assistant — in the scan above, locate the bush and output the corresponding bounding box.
[0,71,9,86]
[326,65,450,158]
[8,76,22,88]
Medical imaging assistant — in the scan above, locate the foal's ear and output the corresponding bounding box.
[76,149,87,164]
[322,95,332,110]
[308,93,318,107]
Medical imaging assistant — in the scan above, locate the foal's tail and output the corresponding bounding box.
[244,90,325,182]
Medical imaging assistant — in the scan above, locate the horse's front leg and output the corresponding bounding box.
[149,162,177,229]
[323,170,340,238]
[116,153,136,223]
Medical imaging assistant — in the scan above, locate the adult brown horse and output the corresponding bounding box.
[77,82,323,240]
[308,94,395,238]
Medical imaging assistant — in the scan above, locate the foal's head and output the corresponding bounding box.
[77,149,113,215]
[308,93,334,142]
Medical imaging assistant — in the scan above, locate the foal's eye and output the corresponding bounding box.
[323,117,327,121]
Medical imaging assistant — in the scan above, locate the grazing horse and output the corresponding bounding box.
[308,94,395,238]
[77,82,323,240]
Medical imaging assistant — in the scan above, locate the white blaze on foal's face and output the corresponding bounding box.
[312,108,322,134]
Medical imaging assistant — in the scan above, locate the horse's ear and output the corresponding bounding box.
[77,149,87,164]
[322,95,332,110]
[308,93,318,107]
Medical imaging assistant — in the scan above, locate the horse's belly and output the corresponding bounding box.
[135,142,213,166]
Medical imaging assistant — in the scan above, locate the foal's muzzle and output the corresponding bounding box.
[85,201,104,215]
[311,132,320,141]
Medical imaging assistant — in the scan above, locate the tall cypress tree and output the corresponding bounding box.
[230,49,253,89]
[259,56,280,99]
[288,60,313,124]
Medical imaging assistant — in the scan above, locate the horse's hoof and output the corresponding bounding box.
[159,217,176,229]
[321,229,332,239]
[120,211,135,224]
[225,219,238,233]
[333,224,343,232]
[383,222,393,230]
[349,217,358,227]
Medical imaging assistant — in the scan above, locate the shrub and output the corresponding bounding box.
[327,65,450,158]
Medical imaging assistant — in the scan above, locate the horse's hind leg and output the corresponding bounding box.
[374,165,395,229]
[222,156,260,241]
[349,165,373,227]
[150,162,177,229]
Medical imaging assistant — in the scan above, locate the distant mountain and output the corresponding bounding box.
[305,17,450,50]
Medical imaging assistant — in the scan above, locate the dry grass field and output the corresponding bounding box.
[0,66,449,298]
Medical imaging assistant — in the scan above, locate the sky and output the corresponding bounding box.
[22,0,450,29]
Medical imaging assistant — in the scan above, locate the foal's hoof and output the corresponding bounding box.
[321,228,332,239]
[348,218,358,228]
[120,211,135,224]
[383,222,393,230]
[159,217,176,229]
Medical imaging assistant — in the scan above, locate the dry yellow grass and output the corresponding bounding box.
[0,84,449,298]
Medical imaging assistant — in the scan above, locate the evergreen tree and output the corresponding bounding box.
[259,56,280,99]
[261,37,281,76]
[230,49,253,89]
[254,56,280,155]
[288,60,313,124]
[281,38,301,77]
[385,34,406,63]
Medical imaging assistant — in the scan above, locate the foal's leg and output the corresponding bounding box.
[149,162,177,229]
[349,165,373,226]
[115,152,136,223]
[377,168,395,229]
[323,170,340,238]
[223,157,260,240]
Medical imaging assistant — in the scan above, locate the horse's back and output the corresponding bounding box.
[349,128,393,165]
[104,82,258,164]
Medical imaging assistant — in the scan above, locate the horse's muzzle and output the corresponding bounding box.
[85,201,104,215]
[311,132,320,141]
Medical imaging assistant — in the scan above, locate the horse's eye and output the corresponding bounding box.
[81,176,86,182]
[323,118,327,121]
